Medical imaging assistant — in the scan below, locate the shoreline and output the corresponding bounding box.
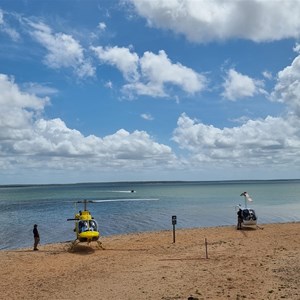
[3,220,298,252]
[1,222,300,299]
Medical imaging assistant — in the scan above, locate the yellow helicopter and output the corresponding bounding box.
[67,199,103,250]
[67,196,159,250]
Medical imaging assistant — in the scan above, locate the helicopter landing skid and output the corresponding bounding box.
[68,239,80,251]
[96,240,104,250]
[68,239,104,251]
[86,239,104,250]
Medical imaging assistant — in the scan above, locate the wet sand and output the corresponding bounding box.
[1,222,299,299]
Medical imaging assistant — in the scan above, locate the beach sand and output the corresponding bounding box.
[1,222,299,300]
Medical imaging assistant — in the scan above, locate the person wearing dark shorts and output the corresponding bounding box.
[237,209,243,230]
[33,224,40,250]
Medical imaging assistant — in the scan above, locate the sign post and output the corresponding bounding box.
[205,238,208,259]
[172,215,177,243]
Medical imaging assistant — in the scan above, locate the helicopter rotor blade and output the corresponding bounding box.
[91,198,159,203]
[76,200,93,203]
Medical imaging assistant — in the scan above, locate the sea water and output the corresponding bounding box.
[0,180,300,250]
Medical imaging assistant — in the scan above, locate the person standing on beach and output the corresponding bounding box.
[33,224,40,250]
[237,209,243,230]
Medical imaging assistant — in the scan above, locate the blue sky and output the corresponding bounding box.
[1,0,300,184]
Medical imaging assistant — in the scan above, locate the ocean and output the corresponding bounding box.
[0,180,300,250]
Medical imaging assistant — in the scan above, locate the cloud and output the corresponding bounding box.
[92,46,206,98]
[173,113,300,167]
[98,22,106,31]
[0,74,49,142]
[0,9,20,41]
[0,74,176,173]
[91,45,140,81]
[28,21,95,78]
[0,74,48,111]
[129,0,300,43]
[272,50,300,116]
[141,113,154,121]
[22,82,59,96]
[222,69,265,101]
[14,119,173,161]
[262,71,272,80]
[105,80,113,89]
[294,43,300,53]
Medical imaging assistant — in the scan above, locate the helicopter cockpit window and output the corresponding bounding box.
[89,220,97,231]
[242,209,257,221]
[248,209,257,220]
[242,209,249,219]
[79,221,88,233]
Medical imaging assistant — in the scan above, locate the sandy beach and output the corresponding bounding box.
[1,222,299,300]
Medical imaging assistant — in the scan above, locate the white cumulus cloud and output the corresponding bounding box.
[92,46,206,98]
[98,22,106,31]
[28,21,95,78]
[222,68,265,101]
[129,0,300,43]
[141,113,154,121]
[272,50,300,116]
[0,74,177,174]
[91,45,139,81]
[173,113,300,167]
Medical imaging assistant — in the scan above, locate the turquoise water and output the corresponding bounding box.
[0,180,300,250]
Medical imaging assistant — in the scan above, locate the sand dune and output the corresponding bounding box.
[1,222,299,300]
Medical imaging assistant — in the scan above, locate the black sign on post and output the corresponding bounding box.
[172,215,177,225]
[172,215,177,243]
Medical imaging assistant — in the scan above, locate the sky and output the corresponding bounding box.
[1,0,300,184]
